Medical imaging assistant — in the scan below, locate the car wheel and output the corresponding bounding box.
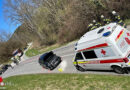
[76,65,86,72]
[112,66,124,74]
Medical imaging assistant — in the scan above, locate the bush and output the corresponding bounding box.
[0,40,25,63]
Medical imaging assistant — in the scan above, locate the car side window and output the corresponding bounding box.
[75,52,83,61]
[83,50,97,59]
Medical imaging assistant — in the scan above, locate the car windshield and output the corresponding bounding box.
[44,51,54,62]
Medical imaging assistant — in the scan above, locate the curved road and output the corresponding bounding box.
[1,26,130,78]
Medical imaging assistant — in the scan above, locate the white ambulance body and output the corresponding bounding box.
[73,23,130,74]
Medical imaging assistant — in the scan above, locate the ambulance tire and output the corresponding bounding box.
[76,65,86,72]
[112,66,124,74]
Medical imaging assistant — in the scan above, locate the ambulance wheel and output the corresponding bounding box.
[76,65,86,72]
[112,66,124,74]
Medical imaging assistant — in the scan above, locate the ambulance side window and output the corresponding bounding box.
[83,50,97,59]
[75,52,83,61]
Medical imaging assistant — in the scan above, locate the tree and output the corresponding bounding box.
[0,30,22,63]
[3,0,44,40]
[0,30,12,42]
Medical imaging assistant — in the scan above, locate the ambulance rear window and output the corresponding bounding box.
[75,53,83,60]
[83,50,97,59]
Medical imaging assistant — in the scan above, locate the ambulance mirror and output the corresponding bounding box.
[97,28,104,34]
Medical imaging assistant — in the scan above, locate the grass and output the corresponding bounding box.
[2,74,130,90]
[25,48,41,57]
[25,40,77,57]
[125,19,130,25]
[25,44,61,57]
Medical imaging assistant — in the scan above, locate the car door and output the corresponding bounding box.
[82,50,99,70]
[75,52,88,69]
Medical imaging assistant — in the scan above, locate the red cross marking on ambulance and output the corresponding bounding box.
[127,33,130,36]
[125,37,130,44]
[107,27,111,29]
[101,49,106,55]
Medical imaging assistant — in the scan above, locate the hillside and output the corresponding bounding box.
[0,24,39,63]
[10,24,38,44]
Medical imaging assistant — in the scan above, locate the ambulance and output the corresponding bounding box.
[73,23,130,74]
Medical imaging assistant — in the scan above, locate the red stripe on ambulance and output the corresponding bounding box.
[115,29,124,41]
[79,58,125,64]
[100,59,124,64]
[78,43,108,52]
[125,37,130,45]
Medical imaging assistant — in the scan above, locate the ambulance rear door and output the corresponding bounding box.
[115,28,130,55]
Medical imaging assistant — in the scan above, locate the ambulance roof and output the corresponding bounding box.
[78,23,117,44]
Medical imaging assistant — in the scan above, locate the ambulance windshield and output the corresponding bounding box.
[75,53,83,61]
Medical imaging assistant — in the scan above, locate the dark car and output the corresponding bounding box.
[0,70,2,75]
[39,51,62,70]
[0,64,10,75]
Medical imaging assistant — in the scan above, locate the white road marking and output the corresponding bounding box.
[58,60,67,72]
[61,54,74,57]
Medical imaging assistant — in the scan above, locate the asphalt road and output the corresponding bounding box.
[1,26,130,78]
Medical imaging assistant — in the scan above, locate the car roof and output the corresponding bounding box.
[39,53,48,60]
[39,51,54,60]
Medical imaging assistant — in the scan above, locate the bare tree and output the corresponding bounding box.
[0,30,12,42]
[3,0,44,40]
